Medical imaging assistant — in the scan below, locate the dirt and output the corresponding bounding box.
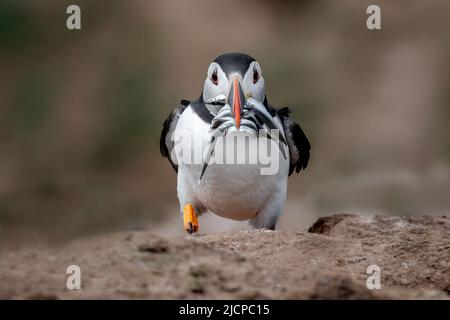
[0,214,449,299]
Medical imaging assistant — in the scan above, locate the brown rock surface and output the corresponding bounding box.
[0,214,449,299]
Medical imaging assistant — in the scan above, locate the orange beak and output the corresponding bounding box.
[228,78,245,130]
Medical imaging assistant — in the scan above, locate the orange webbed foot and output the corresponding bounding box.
[183,204,199,234]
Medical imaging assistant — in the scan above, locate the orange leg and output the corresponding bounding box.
[183,204,199,233]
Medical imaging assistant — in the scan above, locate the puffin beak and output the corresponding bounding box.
[227,77,246,130]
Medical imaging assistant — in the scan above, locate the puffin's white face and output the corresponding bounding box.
[203,61,266,110]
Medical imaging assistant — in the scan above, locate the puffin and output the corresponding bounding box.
[160,53,310,233]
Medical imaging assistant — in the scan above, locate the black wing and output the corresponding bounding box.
[277,107,311,176]
[160,100,190,172]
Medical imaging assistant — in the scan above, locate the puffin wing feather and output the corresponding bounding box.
[160,100,190,172]
[277,107,311,176]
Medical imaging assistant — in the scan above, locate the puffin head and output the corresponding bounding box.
[203,52,266,129]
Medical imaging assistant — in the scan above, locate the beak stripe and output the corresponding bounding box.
[233,78,241,129]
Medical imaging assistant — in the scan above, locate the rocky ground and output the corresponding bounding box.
[0,214,449,299]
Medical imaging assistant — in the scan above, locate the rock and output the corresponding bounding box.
[0,214,449,299]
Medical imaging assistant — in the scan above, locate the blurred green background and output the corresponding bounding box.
[1,0,449,247]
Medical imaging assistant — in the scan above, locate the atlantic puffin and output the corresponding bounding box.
[160,53,310,233]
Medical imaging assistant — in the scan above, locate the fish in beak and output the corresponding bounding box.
[227,77,246,130]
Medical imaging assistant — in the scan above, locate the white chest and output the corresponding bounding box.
[174,107,289,220]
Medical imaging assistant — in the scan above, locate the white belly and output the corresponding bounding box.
[197,164,285,221]
[174,107,289,221]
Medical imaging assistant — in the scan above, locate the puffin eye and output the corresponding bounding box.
[211,69,218,85]
[253,68,259,84]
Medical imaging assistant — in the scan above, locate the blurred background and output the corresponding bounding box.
[1,0,449,248]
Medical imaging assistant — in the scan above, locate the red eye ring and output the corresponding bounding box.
[253,69,259,84]
[211,69,218,85]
